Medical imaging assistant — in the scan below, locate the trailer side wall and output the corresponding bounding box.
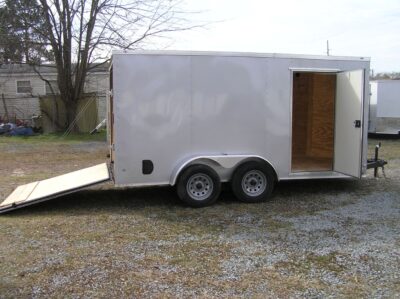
[112,53,369,186]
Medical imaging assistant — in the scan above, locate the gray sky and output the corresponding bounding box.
[171,0,400,72]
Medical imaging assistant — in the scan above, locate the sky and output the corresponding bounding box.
[169,0,400,72]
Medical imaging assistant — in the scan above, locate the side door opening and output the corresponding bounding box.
[292,71,336,172]
[291,70,364,177]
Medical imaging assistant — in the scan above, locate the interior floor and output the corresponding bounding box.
[291,156,333,172]
[291,72,336,172]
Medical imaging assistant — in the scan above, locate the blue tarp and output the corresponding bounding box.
[0,123,35,136]
[9,127,34,136]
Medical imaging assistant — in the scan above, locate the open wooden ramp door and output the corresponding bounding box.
[0,163,110,214]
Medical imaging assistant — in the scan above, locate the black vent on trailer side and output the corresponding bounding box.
[142,160,154,175]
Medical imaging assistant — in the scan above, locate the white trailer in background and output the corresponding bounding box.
[0,51,371,212]
[369,80,400,135]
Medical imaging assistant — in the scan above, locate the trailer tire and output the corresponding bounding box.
[231,161,275,203]
[177,164,221,207]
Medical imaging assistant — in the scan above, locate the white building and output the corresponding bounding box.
[0,63,109,123]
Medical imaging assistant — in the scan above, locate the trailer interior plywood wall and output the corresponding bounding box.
[292,72,336,172]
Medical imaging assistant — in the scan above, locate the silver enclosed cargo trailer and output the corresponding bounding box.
[1,50,370,212]
[369,80,400,135]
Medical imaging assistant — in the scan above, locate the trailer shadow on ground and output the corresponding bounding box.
[5,177,382,217]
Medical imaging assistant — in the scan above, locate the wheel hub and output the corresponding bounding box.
[241,170,267,197]
[187,173,213,201]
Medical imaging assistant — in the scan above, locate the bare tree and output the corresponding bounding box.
[3,0,200,131]
[371,72,400,80]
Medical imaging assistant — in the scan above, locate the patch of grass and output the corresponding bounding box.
[234,265,326,297]
[274,251,346,279]
[306,252,345,273]
[0,130,106,144]
[368,138,400,160]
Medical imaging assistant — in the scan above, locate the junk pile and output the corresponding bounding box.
[90,119,106,134]
[0,121,34,136]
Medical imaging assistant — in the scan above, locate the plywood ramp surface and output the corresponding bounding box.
[0,163,110,213]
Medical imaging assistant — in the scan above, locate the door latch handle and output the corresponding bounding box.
[354,120,361,128]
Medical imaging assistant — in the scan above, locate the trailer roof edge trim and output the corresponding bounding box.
[111,50,370,62]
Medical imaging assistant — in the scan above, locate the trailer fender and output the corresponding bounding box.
[170,155,278,185]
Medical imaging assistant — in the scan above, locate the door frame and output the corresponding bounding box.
[108,66,115,163]
[288,67,366,178]
[289,68,341,176]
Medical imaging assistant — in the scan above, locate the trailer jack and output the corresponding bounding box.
[367,142,388,177]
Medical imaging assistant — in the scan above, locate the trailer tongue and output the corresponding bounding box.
[0,163,111,214]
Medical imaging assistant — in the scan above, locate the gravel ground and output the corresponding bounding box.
[0,136,399,298]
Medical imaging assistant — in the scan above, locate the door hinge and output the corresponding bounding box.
[354,120,361,128]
